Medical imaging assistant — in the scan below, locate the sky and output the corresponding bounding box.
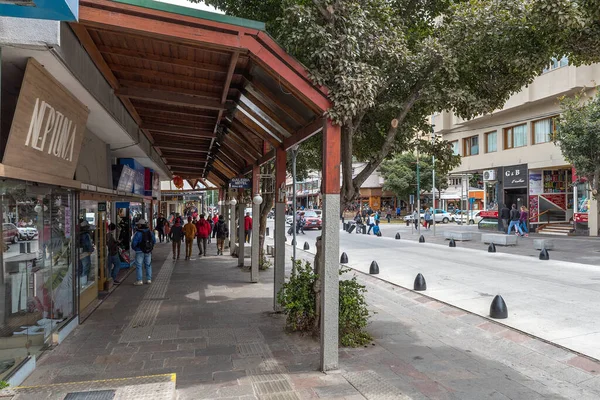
[155,0,223,13]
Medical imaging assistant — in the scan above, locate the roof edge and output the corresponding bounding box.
[110,0,266,31]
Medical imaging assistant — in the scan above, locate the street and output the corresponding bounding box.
[269,219,600,361]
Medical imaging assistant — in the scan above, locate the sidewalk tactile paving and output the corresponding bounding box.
[64,390,116,399]
[238,342,270,357]
[253,379,293,394]
[343,370,413,400]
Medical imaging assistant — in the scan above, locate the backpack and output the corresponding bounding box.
[139,230,154,254]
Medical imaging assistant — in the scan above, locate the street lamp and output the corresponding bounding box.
[253,194,263,205]
[229,197,237,207]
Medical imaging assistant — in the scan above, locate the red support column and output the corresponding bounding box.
[320,118,341,371]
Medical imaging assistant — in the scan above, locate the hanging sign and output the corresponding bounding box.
[3,58,89,180]
[230,178,252,189]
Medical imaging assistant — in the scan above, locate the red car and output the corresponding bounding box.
[302,211,322,230]
[3,223,19,244]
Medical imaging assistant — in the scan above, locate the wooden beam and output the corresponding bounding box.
[70,23,120,89]
[117,87,228,110]
[221,52,239,104]
[283,118,324,150]
[133,103,219,118]
[242,91,299,133]
[142,123,216,138]
[110,64,228,88]
[142,116,216,130]
[226,128,262,158]
[97,45,238,75]
[241,149,276,174]
[234,109,281,148]
[119,79,222,101]
[238,98,290,138]
[158,146,209,154]
[244,80,306,126]
[221,136,256,164]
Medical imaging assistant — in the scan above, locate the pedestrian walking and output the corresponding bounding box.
[131,219,155,286]
[170,218,183,259]
[244,212,253,243]
[386,209,392,223]
[424,208,432,229]
[107,223,121,285]
[500,204,510,233]
[507,204,524,236]
[519,206,529,237]
[216,215,229,255]
[195,214,211,256]
[155,213,166,243]
[164,220,171,243]
[212,214,219,239]
[367,214,375,234]
[354,211,363,234]
[413,209,419,229]
[207,214,214,244]
[396,207,401,218]
[375,211,381,226]
[182,216,197,260]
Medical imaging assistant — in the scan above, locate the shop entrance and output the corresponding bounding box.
[504,188,527,209]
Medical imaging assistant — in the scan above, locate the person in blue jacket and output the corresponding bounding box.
[132,219,156,286]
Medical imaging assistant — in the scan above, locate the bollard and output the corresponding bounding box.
[488,243,496,253]
[539,248,549,260]
[449,239,456,248]
[413,273,427,291]
[340,252,348,264]
[369,261,379,274]
[304,242,309,250]
[343,222,347,231]
[395,232,401,240]
[406,220,410,227]
[419,235,425,243]
[363,226,367,234]
[490,295,508,319]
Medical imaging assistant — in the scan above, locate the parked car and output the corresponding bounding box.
[453,210,483,225]
[17,226,29,240]
[403,209,451,223]
[25,227,38,240]
[301,210,322,230]
[3,223,19,244]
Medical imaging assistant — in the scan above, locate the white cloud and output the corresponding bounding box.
[154,0,223,13]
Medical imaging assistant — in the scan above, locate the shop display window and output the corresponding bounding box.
[0,180,75,379]
[78,201,98,295]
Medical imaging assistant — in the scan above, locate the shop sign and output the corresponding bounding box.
[529,172,543,195]
[541,193,567,210]
[230,178,251,189]
[3,58,88,180]
[503,164,528,188]
[479,210,498,218]
[98,202,107,212]
[574,213,589,223]
[0,0,78,21]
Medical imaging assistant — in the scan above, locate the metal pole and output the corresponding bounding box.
[292,146,299,265]
[432,154,436,236]
[416,142,421,236]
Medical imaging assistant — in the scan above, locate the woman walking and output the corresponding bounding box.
[519,206,529,237]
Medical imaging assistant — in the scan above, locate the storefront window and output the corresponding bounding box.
[0,180,75,378]
[78,201,98,295]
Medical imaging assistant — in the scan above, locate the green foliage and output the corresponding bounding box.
[0,381,8,390]
[277,259,316,332]
[338,267,372,347]
[555,90,600,193]
[277,259,372,347]
[259,254,273,270]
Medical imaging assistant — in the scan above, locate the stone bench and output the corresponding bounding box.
[444,231,479,241]
[481,233,518,246]
[266,245,274,255]
[232,244,252,257]
[534,239,555,250]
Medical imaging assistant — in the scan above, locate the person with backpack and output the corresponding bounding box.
[195,214,211,257]
[182,216,197,260]
[155,213,166,243]
[215,214,229,255]
[169,218,183,260]
[131,219,155,286]
[107,223,121,285]
[424,208,432,230]
[207,214,214,244]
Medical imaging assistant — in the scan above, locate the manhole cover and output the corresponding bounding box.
[64,390,116,400]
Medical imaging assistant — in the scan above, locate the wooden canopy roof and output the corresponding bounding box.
[72,0,330,187]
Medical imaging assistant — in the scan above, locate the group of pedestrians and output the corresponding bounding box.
[353,210,381,235]
[499,204,529,236]
[107,213,231,288]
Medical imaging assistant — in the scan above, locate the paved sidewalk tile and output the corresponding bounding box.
[16,239,600,400]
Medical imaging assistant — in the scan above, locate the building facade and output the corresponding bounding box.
[435,58,600,235]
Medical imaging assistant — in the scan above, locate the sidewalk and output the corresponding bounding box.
[4,239,600,399]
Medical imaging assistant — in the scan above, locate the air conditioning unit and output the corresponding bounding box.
[483,169,496,181]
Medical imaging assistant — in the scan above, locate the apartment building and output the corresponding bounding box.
[434,58,600,235]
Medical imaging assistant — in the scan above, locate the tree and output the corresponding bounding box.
[380,140,460,205]
[197,0,586,210]
[555,90,600,195]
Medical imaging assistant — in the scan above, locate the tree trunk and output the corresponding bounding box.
[340,125,357,210]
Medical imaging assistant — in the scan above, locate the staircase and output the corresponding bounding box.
[537,223,574,236]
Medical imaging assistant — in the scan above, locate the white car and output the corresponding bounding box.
[403,209,451,224]
[453,211,483,225]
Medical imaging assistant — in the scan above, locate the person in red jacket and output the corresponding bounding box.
[195,214,211,257]
[244,212,253,243]
[212,214,219,239]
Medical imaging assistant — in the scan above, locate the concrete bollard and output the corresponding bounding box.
[369,261,379,274]
[449,239,456,248]
[490,295,508,319]
[488,243,496,253]
[414,273,427,291]
[419,235,425,243]
[406,220,410,227]
[539,248,550,260]
[303,242,310,250]
[340,252,348,264]
[395,232,401,240]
